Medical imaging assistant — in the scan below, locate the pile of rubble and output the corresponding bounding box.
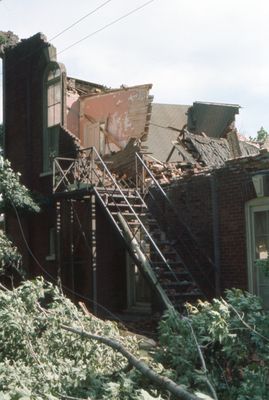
[145,158,206,186]
[143,129,260,185]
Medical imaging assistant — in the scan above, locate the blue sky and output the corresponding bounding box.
[1,0,269,137]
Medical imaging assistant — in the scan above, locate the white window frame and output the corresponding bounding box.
[246,196,269,298]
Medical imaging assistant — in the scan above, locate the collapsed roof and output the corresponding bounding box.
[144,102,259,169]
[187,101,240,138]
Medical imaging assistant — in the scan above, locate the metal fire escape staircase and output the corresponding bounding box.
[53,148,214,310]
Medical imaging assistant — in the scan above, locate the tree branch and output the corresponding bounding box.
[184,318,218,400]
[221,298,269,343]
[61,324,212,400]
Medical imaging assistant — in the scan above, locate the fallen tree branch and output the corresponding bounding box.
[185,318,218,400]
[0,282,9,291]
[61,324,211,400]
[59,394,91,400]
[221,298,269,343]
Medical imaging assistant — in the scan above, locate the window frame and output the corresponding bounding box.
[43,62,65,173]
[246,197,269,306]
[46,227,56,261]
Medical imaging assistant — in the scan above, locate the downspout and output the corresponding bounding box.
[210,174,220,296]
[1,54,6,234]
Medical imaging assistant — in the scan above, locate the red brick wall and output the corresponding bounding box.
[3,34,128,313]
[58,198,127,313]
[5,34,49,192]
[150,156,269,296]
[216,165,255,291]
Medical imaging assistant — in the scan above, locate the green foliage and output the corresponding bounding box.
[157,289,269,399]
[0,157,40,275]
[255,258,269,277]
[0,157,40,214]
[249,126,268,143]
[0,35,6,46]
[256,127,268,142]
[0,230,22,276]
[1,279,268,399]
[0,278,166,400]
[0,124,3,153]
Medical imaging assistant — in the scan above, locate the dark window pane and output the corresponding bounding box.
[47,68,60,81]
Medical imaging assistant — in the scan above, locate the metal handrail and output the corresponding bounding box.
[53,158,76,193]
[54,147,178,281]
[88,148,179,280]
[135,152,215,289]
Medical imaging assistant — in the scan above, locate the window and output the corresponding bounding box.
[47,67,61,127]
[43,63,63,172]
[246,198,269,309]
[46,227,56,261]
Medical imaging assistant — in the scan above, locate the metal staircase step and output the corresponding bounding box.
[106,203,146,209]
[111,211,148,217]
[162,280,194,288]
[170,290,202,299]
[96,187,137,194]
[92,151,204,310]
[158,269,190,278]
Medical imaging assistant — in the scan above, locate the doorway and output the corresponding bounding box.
[126,254,151,312]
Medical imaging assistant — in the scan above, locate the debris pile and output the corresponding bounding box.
[145,159,203,185]
[142,129,260,185]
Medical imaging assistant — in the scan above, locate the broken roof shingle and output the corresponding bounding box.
[183,132,232,167]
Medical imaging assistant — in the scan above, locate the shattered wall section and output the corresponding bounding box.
[79,84,152,153]
[66,87,80,137]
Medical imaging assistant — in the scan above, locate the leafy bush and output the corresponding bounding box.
[157,289,269,399]
[0,158,40,214]
[0,230,22,275]
[0,157,40,275]
[0,278,165,400]
[1,278,268,399]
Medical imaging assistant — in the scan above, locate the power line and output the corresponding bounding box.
[49,0,114,42]
[11,199,122,319]
[58,0,156,55]
[0,0,155,80]
[10,199,154,336]
[0,0,114,77]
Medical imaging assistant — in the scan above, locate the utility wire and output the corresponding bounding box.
[0,0,155,80]
[58,0,155,55]
[49,0,114,42]
[10,199,154,336]
[11,198,122,321]
[0,0,114,76]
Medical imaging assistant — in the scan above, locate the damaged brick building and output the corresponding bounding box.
[1,31,269,315]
